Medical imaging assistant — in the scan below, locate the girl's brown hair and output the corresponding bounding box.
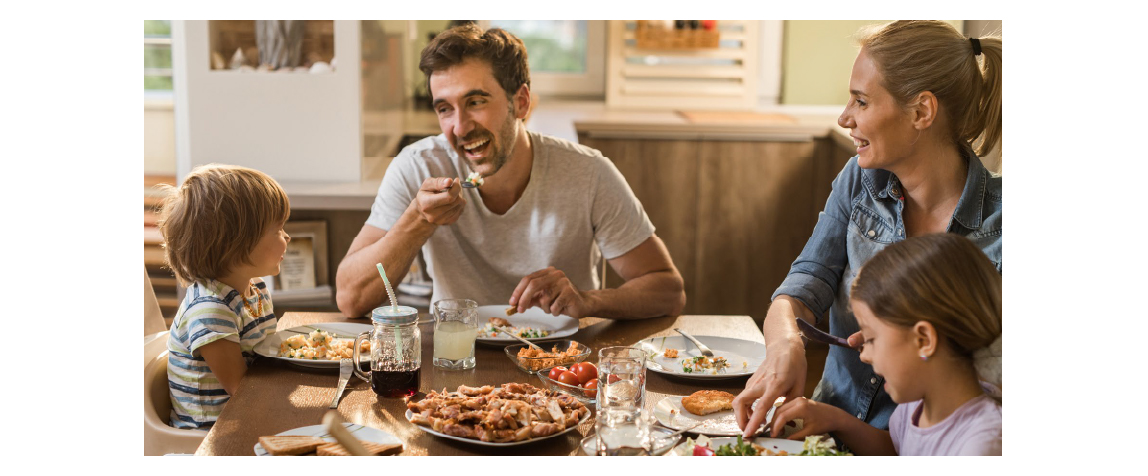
[155,164,290,286]
[858,20,1002,157]
[851,234,1001,359]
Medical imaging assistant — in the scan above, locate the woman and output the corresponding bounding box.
[733,20,1002,437]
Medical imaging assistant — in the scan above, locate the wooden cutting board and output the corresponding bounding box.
[676,110,798,124]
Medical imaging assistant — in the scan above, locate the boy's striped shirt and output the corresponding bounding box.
[166,278,276,430]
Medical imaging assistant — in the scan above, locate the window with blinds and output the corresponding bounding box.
[606,20,759,110]
[145,20,173,91]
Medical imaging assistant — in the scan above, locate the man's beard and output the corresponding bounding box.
[457,103,518,176]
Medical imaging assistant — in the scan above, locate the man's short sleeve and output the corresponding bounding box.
[366,153,421,231]
[590,157,655,259]
[183,301,241,356]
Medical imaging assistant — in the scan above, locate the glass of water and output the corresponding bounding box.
[596,346,647,412]
[595,406,652,456]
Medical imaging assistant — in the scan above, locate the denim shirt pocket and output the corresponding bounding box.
[841,204,897,306]
[848,204,896,245]
[967,216,1002,271]
[844,203,895,271]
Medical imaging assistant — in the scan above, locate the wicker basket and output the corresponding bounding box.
[635,20,720,50]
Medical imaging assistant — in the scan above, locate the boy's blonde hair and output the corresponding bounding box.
[156,164,290,286]
[857,20,1002,157]
[851,234,1001,360]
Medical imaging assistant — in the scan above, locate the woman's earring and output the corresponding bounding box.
[919,353,929,362]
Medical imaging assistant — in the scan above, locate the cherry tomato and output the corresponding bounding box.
[557,370,581,387]
[548,366,569,381]
[693,445,715,456]
[570,362,598,385]
[582,379,598,398]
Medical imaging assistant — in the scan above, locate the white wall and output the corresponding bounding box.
[172,21,362,182]
[144,99,176,175]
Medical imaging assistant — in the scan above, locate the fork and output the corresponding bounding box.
[795,318,859,352]
[674,328,714,358]
[330,358,353,409]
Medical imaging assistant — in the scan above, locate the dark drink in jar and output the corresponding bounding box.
[355,305,422,399]
[371,366,420,398]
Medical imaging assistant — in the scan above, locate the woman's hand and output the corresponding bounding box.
[768,396,851,440]
[733,338,807,438]
[733,296,815,438]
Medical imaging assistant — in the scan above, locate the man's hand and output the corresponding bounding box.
[414,177,466,226]
[509,266,590,318]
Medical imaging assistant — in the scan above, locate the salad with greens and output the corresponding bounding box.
[670,434,852,456]
[798,435,853,456]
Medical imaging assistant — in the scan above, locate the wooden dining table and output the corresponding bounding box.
[194,312,765,456]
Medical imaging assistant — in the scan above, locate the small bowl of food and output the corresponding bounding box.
[504,339,591,373]
[536,362,599,405]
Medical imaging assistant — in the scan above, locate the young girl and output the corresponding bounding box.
[158,164,291,430]
[767,234,1002,455]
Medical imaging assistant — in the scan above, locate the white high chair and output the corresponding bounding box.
[143,268,206,455]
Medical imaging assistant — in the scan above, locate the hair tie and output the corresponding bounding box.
[969,38,982,56]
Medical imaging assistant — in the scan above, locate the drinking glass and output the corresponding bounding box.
[595,407,652,456]
[353,306,421,398]
[431,299,479,370]
[596,346,647,412]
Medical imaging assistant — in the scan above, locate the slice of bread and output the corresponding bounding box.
[316,441,403,456]
[259,435,328,456]
[681,390,736,416]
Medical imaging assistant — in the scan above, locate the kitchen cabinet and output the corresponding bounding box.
[578,123,852,324]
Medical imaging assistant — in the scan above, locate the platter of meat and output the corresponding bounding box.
[405,382,591,446]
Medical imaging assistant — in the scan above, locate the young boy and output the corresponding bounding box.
[157,164,291,430]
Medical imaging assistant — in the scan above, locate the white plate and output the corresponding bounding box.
[579,426,681,455]
[637,335,766,379]
[254,323,373,369]
[405,408,590,447]
[475,305,578,344]
[252,422,401,456]
[670,436,805,456]
[653,395,778,436]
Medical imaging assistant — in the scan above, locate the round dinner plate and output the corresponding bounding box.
[405,409,590,447]
[253,323,373,369]
[653,395,778,437]
[637,335,766,379]
[579,426,681,456]
[475,305,578,344]
[669,436,805,456]
[252,422,401,456]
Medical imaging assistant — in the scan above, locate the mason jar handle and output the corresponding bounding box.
[352,330,371,383]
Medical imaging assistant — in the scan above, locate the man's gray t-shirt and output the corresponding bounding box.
[366,131,655,307]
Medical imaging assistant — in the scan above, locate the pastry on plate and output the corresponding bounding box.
[259,435,328,456]
[316,441,403,456]
[681,390,735,416]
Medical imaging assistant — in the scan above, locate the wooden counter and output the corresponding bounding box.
[574,106,855,324]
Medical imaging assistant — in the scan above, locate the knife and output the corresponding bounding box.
[330,358,353,409]
[795,318,859,352]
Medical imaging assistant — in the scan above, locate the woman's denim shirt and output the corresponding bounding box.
[772,151,1002,430]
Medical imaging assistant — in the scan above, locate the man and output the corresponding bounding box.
[335,25,685,319]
